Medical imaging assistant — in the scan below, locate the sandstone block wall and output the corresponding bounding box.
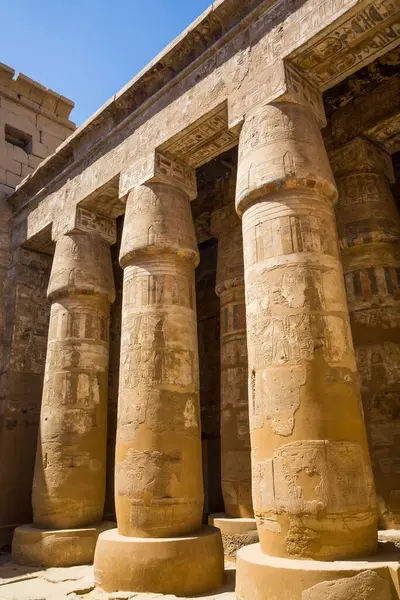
[0,62,75,202]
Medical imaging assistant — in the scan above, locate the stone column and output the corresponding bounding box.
[94,153,224,596]
[330,138,400,533]
[209,203,258,559]
[12,208,116,567]
[233,63,381,600]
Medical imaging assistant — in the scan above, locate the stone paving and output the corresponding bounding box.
[0,554,236,600]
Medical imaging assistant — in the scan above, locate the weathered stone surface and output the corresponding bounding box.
[115,163,202,537]
[211,202,252,519]
[0,247,52,548]
[236,94,377,560]
[94,155,224,594]
[209,514,258,562]
[12,523,114,569]
[2,0,400,596]
[236,544,400,600]
[302,570,391,600]
[94,526,224,596]
[31,225,115,531]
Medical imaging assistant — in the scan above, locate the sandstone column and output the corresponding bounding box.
[330,138,400,532]
[209,203,258,559]
[94,153,224,596]
[12,208,116,567]
[233,62,380,600]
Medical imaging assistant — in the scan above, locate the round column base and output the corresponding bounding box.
[12,521,115,567]
[380,530,400,549]
[94,525,225,595]
[208,513,258,561]
[236,543,400,600]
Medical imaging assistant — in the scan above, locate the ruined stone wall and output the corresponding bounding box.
[0,62,75,201]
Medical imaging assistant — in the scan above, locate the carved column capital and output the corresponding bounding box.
[119,151,197,201]
[119,155,199,269]
[47,209,116,303]
[235,103,337,216]
[52,206,117,245]
[229,59,327,131]
[329,137,395,182]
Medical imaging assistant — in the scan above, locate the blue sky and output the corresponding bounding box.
[0,0,212,125]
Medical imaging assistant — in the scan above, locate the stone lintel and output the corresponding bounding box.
[51,206,117,244]
[119,151,197,201]
[364,111,400,157]
[324,76,400,155]
[329,137,395,183]
[229,60,326,130]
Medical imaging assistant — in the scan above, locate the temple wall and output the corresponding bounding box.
[0,247,51,546]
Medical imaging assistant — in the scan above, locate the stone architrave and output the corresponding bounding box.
[93,152,224,596]
[209,203,258,560]
[233,61,380,600]
[330,138,400,531]
[11,207,116,567]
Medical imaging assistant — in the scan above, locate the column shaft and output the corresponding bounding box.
[331,138,400,529]
[94,158,223,596]
[236,102,377,561]
[32,231,115,529]
[212,206,253,519]
[117,181,203,538]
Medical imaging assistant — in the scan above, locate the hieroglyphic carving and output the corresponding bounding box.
[229,60,326,129]
[366,112,400,156]
[120,151,197,200]
[235,102,336,212]
[116,179,204,539]
[161,105,239,169]
[32,230,115,531]
[51,206,116,244]
[237,95,377,560]
[290,0,400,90]
[253,440,375,518]
[74,207,116,243]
